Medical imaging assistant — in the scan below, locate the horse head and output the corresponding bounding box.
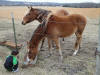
[24,41,38,65]
[22,6,51,25]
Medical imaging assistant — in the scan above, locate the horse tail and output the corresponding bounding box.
[76,15,87,35]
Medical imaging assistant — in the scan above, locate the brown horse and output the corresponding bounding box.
[53,9,69,16]
[41,9,69,49]
[22,7,69,25]
[22,7,69,49]
[22,7,87,65]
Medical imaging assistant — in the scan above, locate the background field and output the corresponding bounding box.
[0,6,99,75]
[0,6,100,19]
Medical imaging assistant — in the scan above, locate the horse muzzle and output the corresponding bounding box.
[23,55,37,66]
[22,21,26,25]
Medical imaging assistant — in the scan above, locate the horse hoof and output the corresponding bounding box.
[73,50,78,56]
[58,57,63,63]
[73,53,76,56]
[45,54,51,58]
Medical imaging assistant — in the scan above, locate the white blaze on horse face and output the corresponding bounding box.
[27,48,29,53]
[22,10,30,24]
[24,55,37,65]
[23,46,30,65]
[24,55,30,65]
[30,56,37,65]
[24,9,30,17]
[26,49,30,61]
[27,55,30,62]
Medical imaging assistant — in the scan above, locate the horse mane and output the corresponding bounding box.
[29,24,46,48]
[36,8,53,30]
[28,8,53,49]
[29,12,53,48]
[36,8,51,23]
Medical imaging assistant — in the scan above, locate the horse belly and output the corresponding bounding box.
[58,25,77,37]
[47,23,77,38]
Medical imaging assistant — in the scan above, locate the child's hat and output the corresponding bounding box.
[11,50,19,55]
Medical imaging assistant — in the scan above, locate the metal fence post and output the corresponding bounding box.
[96,17,100,75]
[11,13,18,50]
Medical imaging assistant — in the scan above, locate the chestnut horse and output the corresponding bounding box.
[22,7,69,25]
[22,7,69,49]
[41,9,69,48]
[22,7,87,65]
[53,9,69,16]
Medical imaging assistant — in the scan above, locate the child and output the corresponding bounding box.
[4,50,19,72]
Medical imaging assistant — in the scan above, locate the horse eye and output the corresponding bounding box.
[28,13,30,15]
[27,13,30,16]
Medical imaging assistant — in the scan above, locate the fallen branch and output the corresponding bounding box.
[0,41,22,49]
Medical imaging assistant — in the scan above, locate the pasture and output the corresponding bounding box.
[0,6,99,75]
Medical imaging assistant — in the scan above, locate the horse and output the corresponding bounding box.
[53,9,69,16]
[41,9,69,49]
[22,7,87,65]
[22,7,69,49]
[22,7,69,25]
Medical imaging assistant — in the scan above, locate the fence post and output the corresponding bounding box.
[96,17,100,75]
[11,13,18,50]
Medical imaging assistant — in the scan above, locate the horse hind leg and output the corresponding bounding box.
[73,23,86,56]
[62,38,65,43]
[73,32,82,56]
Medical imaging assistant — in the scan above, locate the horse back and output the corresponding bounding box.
[46,14,87,37]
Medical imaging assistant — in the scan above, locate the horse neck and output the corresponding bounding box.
[37,10,51,23]
[29,25,46,49]
[38,19,42,23]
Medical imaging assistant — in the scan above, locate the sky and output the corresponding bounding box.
[8,0,100,3]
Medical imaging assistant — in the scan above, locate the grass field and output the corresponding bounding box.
[0,6,99,75]
[0,6,100,19]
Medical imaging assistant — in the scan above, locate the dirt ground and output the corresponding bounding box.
[0,6,99,75]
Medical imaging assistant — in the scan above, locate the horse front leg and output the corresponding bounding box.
[53,38,63,62]
[44,38,53,58]
[40,38,45,49]
[73,34,82,56]
[48,38,53,55]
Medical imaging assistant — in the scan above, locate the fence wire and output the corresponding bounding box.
[0,16,98,75]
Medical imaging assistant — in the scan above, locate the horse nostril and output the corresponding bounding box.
[22,21,25,25]
[22,21,23,24]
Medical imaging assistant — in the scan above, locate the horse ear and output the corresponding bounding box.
[49,14,54,20]
[27,6,32,10]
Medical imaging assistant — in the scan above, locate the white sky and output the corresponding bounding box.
[8,0,100,3]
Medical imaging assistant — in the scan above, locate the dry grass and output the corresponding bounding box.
[0,6,99,75]
[0,6,100,20]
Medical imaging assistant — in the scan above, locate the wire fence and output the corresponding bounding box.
[0,15,99,23]
[0,0,100,74]
[0,15,99,75]
[0,15,99,36]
